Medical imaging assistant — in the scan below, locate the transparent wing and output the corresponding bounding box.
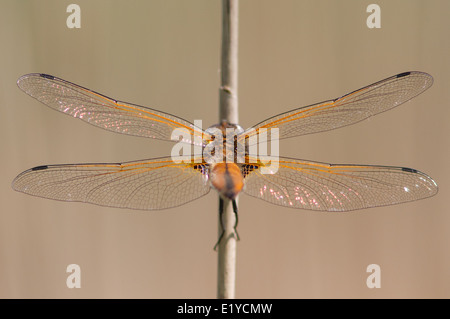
[12,157,211,210]
[240,72,433,143]
[242,157,438,211]
[17,73,209,145]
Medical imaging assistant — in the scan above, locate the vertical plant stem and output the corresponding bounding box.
[219,0,239,125]
[217,0,239,299]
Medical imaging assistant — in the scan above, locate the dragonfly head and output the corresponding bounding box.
[206,120,244,137]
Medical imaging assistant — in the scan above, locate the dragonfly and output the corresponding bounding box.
[12,72,438,244]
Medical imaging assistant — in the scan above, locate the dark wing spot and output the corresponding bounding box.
[402,167,418,173]
[193,164,208,175]
[242,164,259,178]
[40,74,55,80]
[31,165,49,171]
[396,72,411,78]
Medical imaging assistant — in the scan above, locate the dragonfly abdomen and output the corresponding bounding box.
[210,162,244,200]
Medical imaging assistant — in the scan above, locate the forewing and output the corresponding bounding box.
[242,157,438,211]
[17,73,209,145]
[241,72,433,143]
[12,157,211,210]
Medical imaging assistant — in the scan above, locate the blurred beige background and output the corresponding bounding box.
[1,0,449,298]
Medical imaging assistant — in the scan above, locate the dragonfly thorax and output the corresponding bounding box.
[204,120,245,164]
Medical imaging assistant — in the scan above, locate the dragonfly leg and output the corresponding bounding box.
[214,198,225,251]
[214,198,240,250]
[232,199,240,241]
